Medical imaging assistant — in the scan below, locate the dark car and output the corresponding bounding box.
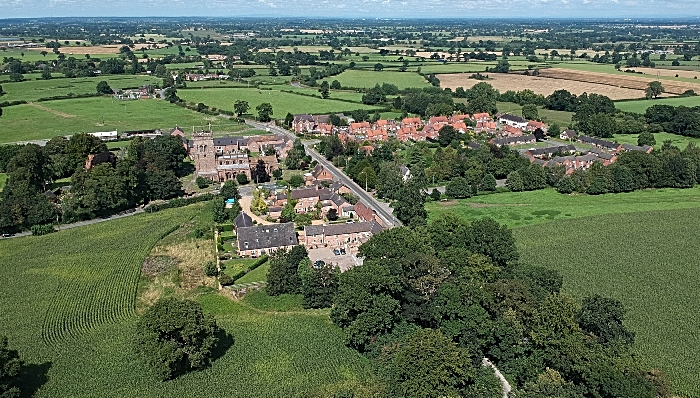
[340,248,346,255]
[333,249,340,256]
[2,233,14,238]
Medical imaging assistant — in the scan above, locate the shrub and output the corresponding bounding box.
[196,176,209,189]
[144,194,215,213]
[204,261,218,277]
[218,274,234,286]
[30,224,55,236]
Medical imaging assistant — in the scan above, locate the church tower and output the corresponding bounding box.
[192,130,216,180]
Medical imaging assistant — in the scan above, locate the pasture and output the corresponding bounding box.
[177,87,384,117]
[425,186,700,228]
[0,205,375,397]
[0,75,161,103]
[496,101,574,126]
[0,97,234,143]
[615,96,700,113]
[612,132,700,150]
[515,208,700,397]
[330,69,430,89]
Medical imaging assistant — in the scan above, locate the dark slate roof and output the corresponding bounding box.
[237,222,297,251]
[214,135,249,146]
[330,180,345,192]
[330,193,347,207]
[269,206,283,212]
[499,114,528,124]
[578,135,620,150]
[294,114,315,122]
[304,221,383,237]
[467,141,481,149]
[291,187,333,200]
[492,134,536,146]
[621,143,653,152]
[233,211,254,229]
[561,129,577,137]
[526,145,576,156]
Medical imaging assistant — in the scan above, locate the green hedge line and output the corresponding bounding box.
[144,193,216,213]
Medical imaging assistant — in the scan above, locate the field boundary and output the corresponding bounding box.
[27,102,77,118]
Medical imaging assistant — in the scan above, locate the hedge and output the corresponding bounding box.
[144,193,215,213]
[30,224,55,236]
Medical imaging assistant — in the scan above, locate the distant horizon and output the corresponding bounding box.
[2,0,700,20]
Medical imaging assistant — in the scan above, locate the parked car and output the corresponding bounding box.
[333,249,340,255]
[340,248,346,255]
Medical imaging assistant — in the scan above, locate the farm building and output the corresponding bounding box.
[236,222,298,257]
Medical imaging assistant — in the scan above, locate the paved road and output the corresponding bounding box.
[247,121,401,228]
[1,208,145,240]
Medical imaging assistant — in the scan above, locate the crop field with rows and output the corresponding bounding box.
[514,207,700,397]
[0,205,374,397]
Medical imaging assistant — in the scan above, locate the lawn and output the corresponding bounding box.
[0,205,375,397]
[177,87,384,117]
[615,96,700,113]
[0,75,161,103]
[0,97,234,143]
[235,261,271,284]
[331,69,430,89]
[497,101,574,126]
[514,208,700,397]
[612,132,700,150]
[425,186,700,228]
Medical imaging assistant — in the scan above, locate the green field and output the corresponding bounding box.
[0,97,235,143]
[0,205,374,397]
[0,75,161,103]
[515,208,700,397]
[331,69,430,89]
[426,187,700,228]
[615,96,700,113]
[177,87,384,117]
[612,132,700,150]
[496,102,574,126]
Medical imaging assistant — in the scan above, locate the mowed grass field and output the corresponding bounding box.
[616,96,700,113]
[0,97,232,143]
[0,75,161,103]
[425,187,700,228]
[514,208,700,397]
[612,132,700,150]
[0,205,374,397]
[496,101,574,126]
[177,87,384,116]
[331,69,430,89]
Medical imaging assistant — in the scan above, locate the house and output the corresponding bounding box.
[491,134,536,147]
[233,211,254,230]
[89,131,118,141]
[501,125,523,137]
[367,129,389,141]
[354,201,383,226]
[401,117,423,130]
[524,145,576,159]
[349,121,371,134]
[526,120,548,133]
[621,143,654,154]
[400,165,412,182]
[475,121,497,134]
[467,141,482,150]
[303,221,383,249]
[268,206,283,219]
[560,130,577,140]
[498,114,529,129]
[236,222,298,257]
[307,164,334,185]
[472,113,491,122]
[577,136,622,152]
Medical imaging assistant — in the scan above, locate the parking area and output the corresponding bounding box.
[308,246,363,272]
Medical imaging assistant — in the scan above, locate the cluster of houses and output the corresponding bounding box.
[190,129,294,183]
[292,112,548,148]
[183,73,230,81]
[521,133,653,174]
[230,162,386,257]
[112,85,155,100]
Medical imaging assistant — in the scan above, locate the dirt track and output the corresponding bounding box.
[27,102,76,118]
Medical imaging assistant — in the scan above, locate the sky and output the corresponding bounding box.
[1,0,700,19]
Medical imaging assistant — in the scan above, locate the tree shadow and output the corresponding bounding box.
[180,163,195,178]
[210,329,235,364]
[20,361,52,398]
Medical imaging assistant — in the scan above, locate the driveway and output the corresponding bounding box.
[308,247,362,272]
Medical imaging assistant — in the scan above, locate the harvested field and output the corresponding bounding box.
[538,68,700,95]
[437,72,649,100]
[621,66,700,80]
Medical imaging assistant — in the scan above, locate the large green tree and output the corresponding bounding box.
[393,181,427,227]
[135,298,220,380]
[298,259,339,309]
[266,245,308,296]
[256,102,273,122]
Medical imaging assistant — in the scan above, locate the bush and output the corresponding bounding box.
[196,176,209,189]
[144,193,215,213]
[236,173,249,185]
[204,261,218,277]
[135,298,220,380]
[30,224,55,236]
[445,177,472,199]
[219,274,234,286]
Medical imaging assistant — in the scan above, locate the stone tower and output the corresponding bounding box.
[192,130,216,179]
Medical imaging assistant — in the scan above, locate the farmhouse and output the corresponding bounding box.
[498,114,529,129]
[237,222,298,257]
[303,221,383,249]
